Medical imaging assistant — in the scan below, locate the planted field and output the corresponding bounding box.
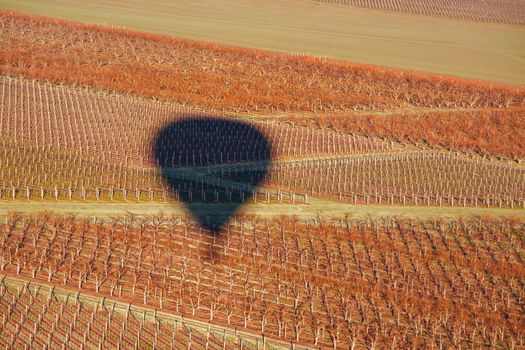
[1,75,523,209]
[315,0,525,25]
[0,138,306,204]
[0,76,393,167]
[290,107,525,160]
[3,79,523,210]
[1,12,524,114]
[1,1,524,84]
[0,276,263,350]
[0,4,524,349]
[286,107,525,161]
[0,214,523,349]
[216,151,525,208]
[2,12,525,160]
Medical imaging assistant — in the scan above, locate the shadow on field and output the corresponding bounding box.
[154,116,272,255]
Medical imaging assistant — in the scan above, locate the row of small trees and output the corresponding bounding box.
[0,75,393,168]
[0,137,308,204]
[0,213,523,349]
[0,279,237,349]
[219,150,525,208]
[292,107,525,160]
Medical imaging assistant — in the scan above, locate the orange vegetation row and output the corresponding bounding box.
[289,107,525,159]
[1,213,524,349]
[0,10,524,114]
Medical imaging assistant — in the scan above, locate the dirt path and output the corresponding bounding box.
[1,199,522,220]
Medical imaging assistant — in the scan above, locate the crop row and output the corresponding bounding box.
[211,151,525,208]
[315,0,525,25]
[289,107,525,160]
[0,276,249,350]
[0,138,306,204]
[0,75,394,167]
[0,213,523,349]
[3,132,523,208]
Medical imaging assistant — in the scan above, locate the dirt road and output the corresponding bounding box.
[1,198,522,220]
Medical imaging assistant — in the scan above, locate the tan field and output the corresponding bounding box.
[1,199,524,220]
[1,0,524,84]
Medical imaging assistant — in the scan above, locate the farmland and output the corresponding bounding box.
[1,214,524,349]
[1,12,524,161]
[0,2,524,349]
[0,275,268,349]
[1,0,524,84]
[1,75,523,209]
[315,0,525,25]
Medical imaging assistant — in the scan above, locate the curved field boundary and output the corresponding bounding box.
[0,274,303,350]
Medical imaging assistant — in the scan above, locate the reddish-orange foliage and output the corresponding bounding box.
[0,10,524,114]
[291,107,525,159]
[0,282,227,349]
[0,76,391,166]
[1,213,524,349]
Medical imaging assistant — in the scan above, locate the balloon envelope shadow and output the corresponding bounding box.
[154,116,272,236]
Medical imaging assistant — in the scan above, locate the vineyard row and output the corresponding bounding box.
[1,213,523,349]
[0,75,395,167]
[213,151,525,208]
[0,275,282,350]
[314,0,525,25]
[0,185,307,205]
